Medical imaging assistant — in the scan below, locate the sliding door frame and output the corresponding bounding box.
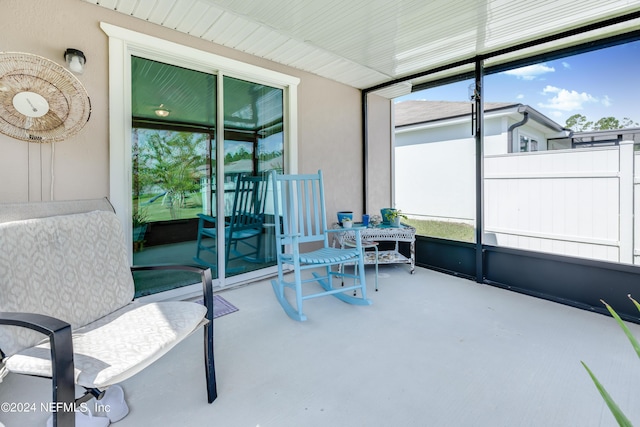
[102,23,299,292]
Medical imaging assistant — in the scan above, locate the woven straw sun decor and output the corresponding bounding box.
[0,52,91,143]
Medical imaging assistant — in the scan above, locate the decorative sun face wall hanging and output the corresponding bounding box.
[0,52,91,142]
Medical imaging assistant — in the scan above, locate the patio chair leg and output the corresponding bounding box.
[204,321,217,403]
[354,263,358,296]
[51,323,75,427]
[201,269,217,403]
[373,245,379,291]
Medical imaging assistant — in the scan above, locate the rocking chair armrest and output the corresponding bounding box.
[0,312,75,426]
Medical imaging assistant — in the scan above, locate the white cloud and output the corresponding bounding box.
[541,85,560,94]
[538,85,598,111]
[562,61,571,69]
[602,95,612,107]
[516,94,524,99]
[504,63,555,80]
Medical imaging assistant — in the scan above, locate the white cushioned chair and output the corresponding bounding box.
[0,198,217,427]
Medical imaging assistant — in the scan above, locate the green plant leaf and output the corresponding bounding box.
[602,299,640,360]
[628,294,640,315]
[581,361,633,427]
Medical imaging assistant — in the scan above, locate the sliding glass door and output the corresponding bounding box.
[130,57,216,296]
[130,57,282,296]
[222,76,283,275]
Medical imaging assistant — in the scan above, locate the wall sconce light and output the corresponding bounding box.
[154,104,170,117]
[64,48,86,74]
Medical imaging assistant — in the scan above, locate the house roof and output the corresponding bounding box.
[395,100,568,133]
[394,100,518,127]
[82,0,640,91]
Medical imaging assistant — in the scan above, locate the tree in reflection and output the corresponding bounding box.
[137,130,207,219]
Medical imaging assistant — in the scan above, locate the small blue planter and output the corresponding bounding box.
[337,211,353,225]
[380,208,396,225]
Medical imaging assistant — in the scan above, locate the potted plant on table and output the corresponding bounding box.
[383,208,407,227]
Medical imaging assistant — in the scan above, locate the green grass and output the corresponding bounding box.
[134,193,203,222]
[403,217,475,242]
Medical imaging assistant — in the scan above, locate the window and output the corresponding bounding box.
[519,134,539,152]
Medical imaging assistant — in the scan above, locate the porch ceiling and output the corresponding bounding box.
[83,0,640,91]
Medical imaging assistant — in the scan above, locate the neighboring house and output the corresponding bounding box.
[394,100,569,155]
[395,99,640,153]
[393,100,569,223]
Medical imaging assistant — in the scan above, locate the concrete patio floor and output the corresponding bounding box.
[2,264,640,426]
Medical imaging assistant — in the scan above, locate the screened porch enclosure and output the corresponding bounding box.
[390,36,640,324]
[87,2,640,317]
[7,1,640,426]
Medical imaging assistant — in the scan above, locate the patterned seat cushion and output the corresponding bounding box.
[5,301,207,388]
[0,210,135,357]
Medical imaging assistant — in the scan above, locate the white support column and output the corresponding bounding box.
[619,140,634,264]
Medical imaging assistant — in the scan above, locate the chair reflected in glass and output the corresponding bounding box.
[270,170,371,321]
[194,174,269,273]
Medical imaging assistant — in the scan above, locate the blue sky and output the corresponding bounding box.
[396,40,640,128]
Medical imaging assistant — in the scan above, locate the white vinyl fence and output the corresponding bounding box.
[484,140,635,264]
[633,148,640,265]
